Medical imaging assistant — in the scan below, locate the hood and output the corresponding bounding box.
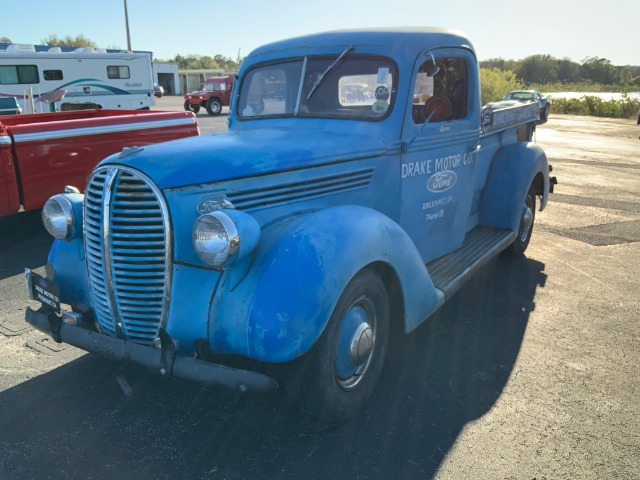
[102,126,388,189]
[185,90,208,98]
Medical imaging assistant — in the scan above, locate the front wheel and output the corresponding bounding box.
[285,270,390,421]
[505,183,536,256]
[184,100,201,114]
[206,99,222,115]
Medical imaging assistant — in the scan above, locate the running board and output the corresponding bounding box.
[427,226,515,300]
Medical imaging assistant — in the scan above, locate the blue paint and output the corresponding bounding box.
[39,28,550,380]
[209,206,443,361]
[48,238,92,311]
[479,142,549,230]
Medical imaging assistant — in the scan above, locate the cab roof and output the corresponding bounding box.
[246,27,474,60]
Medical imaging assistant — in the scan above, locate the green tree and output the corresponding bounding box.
[41,34,97,48]
[480,68,522,105]
[581,57,615,84]
[619,68,633,85]
[158,53,241,72]
[518,54,559,84]
[557,58,581,83]
[0,36,12,43]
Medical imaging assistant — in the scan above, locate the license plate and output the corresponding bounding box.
[25,268,61,314]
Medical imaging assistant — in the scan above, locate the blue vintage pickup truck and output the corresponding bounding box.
[26,28,555,421]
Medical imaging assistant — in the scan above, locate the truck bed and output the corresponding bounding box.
[0,110,198,216]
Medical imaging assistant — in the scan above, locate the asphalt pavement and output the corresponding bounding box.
[0,105,638,479]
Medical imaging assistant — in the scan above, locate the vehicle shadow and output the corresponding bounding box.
[0,255,546,480]
[0,211,51,281]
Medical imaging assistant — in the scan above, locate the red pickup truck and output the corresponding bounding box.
[0,109,199,216]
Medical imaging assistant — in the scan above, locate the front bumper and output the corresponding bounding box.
[25,307,278,393]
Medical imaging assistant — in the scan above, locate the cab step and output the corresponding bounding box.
[427,225,515,300]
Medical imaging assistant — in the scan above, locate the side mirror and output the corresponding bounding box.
[425,52,440,77]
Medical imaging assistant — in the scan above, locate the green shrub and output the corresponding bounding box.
[480,68,522,105]
[550,94,640,118]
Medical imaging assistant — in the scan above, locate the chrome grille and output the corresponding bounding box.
[84,166,171,345]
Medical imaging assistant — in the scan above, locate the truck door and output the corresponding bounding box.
[399,48,480,263]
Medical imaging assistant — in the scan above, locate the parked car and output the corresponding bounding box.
[503,90,550,122]
[0,96,21,115]
[153,83,165,98]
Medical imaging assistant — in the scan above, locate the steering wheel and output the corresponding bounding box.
[424,96,452,123]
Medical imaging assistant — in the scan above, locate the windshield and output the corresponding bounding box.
[204,82,226,92]
[506,92,534,100]
[237,56,396,120]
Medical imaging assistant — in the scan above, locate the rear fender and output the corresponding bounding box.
[479,142,549,231]
[210,206,444,362]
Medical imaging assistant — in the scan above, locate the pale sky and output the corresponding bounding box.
[2,0,637,65]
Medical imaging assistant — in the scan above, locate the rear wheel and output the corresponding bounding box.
[505,183,536,256]
[285,270,390,421]
[540,104,550,122]
[206,99,222,115]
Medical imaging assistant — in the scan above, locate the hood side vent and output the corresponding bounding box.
[228,168,374,210]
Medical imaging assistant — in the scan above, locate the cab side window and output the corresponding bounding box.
[412,57,468,124]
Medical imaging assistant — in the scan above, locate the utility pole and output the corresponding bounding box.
[124,0,132,51]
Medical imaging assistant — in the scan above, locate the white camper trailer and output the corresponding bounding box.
[0,44,155,112]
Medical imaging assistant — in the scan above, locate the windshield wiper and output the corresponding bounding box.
[306,45,353,100]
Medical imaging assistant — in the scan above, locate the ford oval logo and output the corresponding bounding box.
[197,195,234,214]
[427,170,457,193]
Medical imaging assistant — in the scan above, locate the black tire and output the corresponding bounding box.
[184,101,200,114]
[504,183,536,256]
[206,98,222,115]
[285,270,390,421]
[540,104,549,122]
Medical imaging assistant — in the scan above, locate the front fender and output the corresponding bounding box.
[210,206,444,362]
[479,142,549,232]
[47,238,92,311]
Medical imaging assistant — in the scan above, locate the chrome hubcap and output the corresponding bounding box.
[336,297,376,390]
[349,321,374,365]
[520,195,534,242]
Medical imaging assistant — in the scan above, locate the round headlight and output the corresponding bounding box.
[42,194,75,240]
[193,212,239,268]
